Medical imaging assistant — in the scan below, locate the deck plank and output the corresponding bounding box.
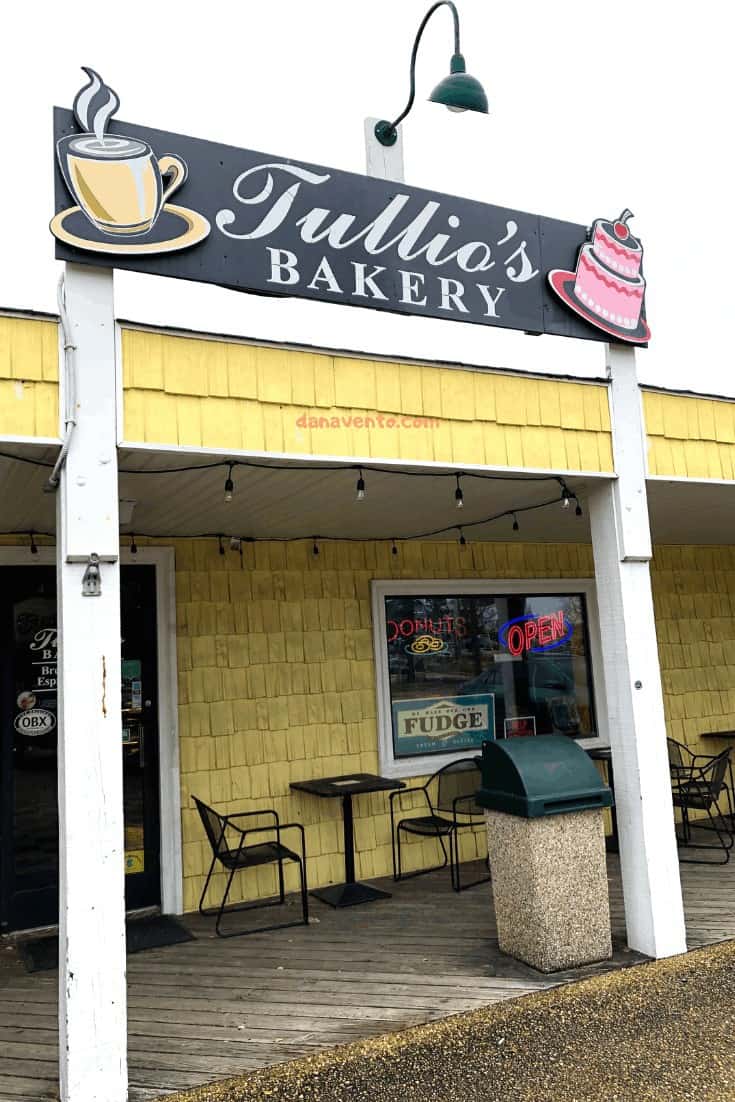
[2,856,735,1101]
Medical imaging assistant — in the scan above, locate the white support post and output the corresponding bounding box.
[364,117,405,182]
[57,264,128,1102]
[589,343,686,959]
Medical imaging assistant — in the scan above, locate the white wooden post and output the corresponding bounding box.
[57,264,128,1102]
[364,117,405,182]
[589,343,686,959]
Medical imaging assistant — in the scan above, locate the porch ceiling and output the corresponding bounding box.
[1,444,733,547]
[0,444,600,545]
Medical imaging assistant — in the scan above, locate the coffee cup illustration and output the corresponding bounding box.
[51,68,210,254]
[57,132,187,236]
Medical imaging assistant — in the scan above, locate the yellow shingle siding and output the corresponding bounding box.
[0,316,59,439]
[176,537,596,913]
[644,391,735,479]
[121,328,614,472]
[653,545,735,752]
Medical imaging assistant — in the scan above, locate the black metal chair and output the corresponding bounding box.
[668,737,735,830]
[194,797,309,936]
[389,758,490,892]
[670,749,734,864]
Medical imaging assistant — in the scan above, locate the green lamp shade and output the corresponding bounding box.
[429,53,488,115]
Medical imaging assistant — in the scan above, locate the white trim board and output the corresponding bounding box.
[0,546,182,918]
[371,577,608,781]
[118,440,616,483]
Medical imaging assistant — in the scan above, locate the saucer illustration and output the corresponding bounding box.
[548,210,651,345]
[52,67,210,257]
[50,203,211,255]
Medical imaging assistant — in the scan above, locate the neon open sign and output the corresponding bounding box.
[499,611,572,656]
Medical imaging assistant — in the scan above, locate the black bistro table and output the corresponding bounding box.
[290,772,405,908]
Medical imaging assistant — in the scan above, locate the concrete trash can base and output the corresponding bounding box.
[485,807,612,973]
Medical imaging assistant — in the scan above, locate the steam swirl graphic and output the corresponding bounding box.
[73,67,120,141]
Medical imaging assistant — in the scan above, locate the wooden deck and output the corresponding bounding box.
[1,853,735,1101]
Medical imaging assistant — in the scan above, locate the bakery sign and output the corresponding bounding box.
[51,68,649,345]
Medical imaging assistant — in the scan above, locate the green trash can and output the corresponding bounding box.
[478,735,614,973]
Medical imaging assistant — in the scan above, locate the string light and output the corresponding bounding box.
[458,527,467,546]
[130,534,138,555]
[4,470,584,552]
[355,468,366,502]
[224,463,234,503]
[455,473,464,509]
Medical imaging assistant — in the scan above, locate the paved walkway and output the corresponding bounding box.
[161,939,735,1102]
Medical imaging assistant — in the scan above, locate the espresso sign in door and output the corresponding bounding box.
[50,70,615,343]
[13,598,57,746]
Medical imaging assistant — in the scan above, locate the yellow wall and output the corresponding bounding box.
[121,328,614,472]
[644,390,735,479]
[0,315,59,439]
[175,537,598,913]
[654,545,735,746]
[173,537,735,911]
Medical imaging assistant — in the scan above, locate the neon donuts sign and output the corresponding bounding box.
[499,611,572,657]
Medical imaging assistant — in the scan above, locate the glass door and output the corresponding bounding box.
[0,563,161,932]
[0,567,58,930]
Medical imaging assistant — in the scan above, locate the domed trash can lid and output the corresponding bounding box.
[476,734,613,819]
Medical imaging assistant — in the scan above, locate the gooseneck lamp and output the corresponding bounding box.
[374,1,488,147]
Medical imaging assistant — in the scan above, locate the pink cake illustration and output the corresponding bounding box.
[548,209,650,344]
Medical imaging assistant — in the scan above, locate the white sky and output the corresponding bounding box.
[0,0,731,394]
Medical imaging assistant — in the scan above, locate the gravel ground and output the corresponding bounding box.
[159,940,735,1102]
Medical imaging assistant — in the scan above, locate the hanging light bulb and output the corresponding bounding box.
[355,468,366,502]
[224,463,235,503]
[455,473,464,509]
[130,534,138,555]
[218,535,225,556]
[458,527,467,546]
[29,532,38,555]
[312,538,320,556]
[512,513,519,532]
[391,539,398,556]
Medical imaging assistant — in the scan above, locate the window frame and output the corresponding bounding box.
[371,577,608,780]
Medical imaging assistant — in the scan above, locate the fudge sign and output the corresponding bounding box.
[51,69,643,344]
[392,694,495,755]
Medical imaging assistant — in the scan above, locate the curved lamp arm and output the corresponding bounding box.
[374,0,461,147]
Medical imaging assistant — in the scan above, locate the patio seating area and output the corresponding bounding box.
[2,851,735,1102]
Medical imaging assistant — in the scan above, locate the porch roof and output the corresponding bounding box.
[0,443,733,546]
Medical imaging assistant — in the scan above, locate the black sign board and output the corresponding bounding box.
[52,95,617,343]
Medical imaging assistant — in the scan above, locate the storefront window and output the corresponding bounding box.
[374,584,598,769]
